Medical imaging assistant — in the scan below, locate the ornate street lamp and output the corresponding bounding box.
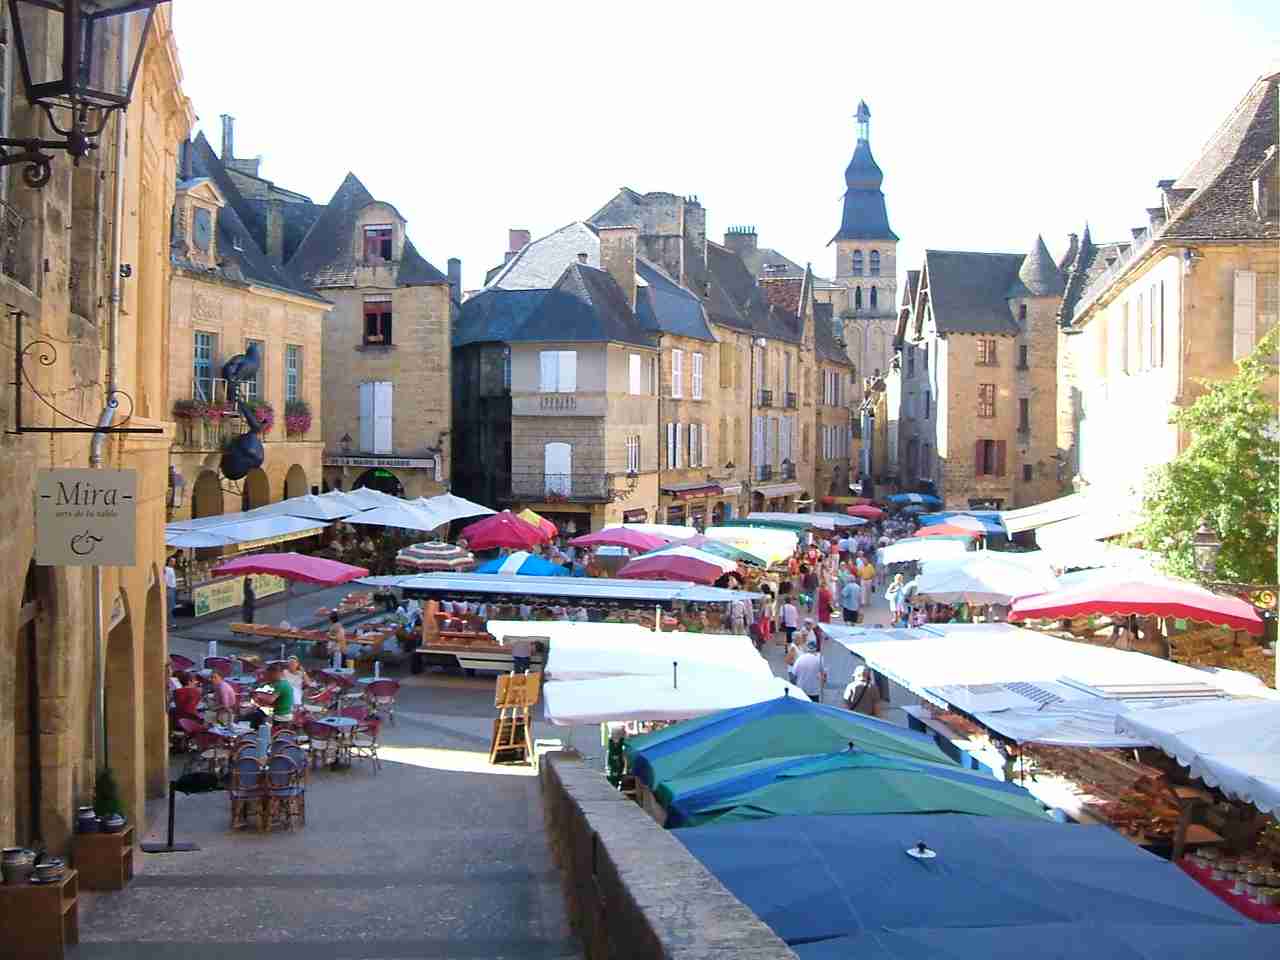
[3,1,166,188]
[1192,518,1222,578]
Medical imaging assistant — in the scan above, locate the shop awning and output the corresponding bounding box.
[661,481,721,498]
[999,493,1088,534]
[716,482,742,497]
[1032,493,1142,549]
[753,482,803,498]
[165,513,328,549]
[360,572,760,603]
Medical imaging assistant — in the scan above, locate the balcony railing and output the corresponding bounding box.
[511,471,612,503]
[755,464,773,481]
[757,389,773,407]
[784,392,797,409]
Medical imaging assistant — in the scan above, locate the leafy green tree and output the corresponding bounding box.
[1134,326,1279,584]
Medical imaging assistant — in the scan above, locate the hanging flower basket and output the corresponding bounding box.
[284,400,312,437]
[172,399,223,423]
[249,401,275,433]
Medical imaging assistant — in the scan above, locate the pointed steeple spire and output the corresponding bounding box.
[856,100,871,142]
[1016,235,1065,297]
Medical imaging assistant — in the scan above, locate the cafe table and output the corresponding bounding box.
[313,716,357,768]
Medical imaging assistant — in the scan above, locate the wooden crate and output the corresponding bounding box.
[73,825,135,891]
[0,868,78,959]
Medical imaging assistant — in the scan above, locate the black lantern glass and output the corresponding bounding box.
[3,1,163,186]
[1192,519,1222,578]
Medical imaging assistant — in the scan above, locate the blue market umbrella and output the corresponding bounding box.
[474,550,569,577]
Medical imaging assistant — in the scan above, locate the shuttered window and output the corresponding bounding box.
[358,381,393,453]
[691,352,704,399]
[1234,270,1258,361]
[539,351,577,392]
[671,349,684,398]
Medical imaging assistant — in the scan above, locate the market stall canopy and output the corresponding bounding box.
[517,508,557,538]
[360,572,759,604]
[344,500,446,533]
[603,522,697,541]
[877,538,970,566]
[657,534,767,568]
[807,512,867,529]
[254,493,362,521]
[885,493,942,508]
[821,496,874,507]
[917,512,1005,536]
[914,553,1059,605]
[507,621,771,682]
[461,510,549,551]
[846,504,885,520]
[332,487,404,510]
[414,492,495,524]
[212,552,368,585]
[618,546,738,585]
[569,528,670,552]
[543,673,805,726]
[1116,700,1280,814]
[999,493,1089,535]
[913,524,982,539]
[704,526,798,566]
[746,512,840,532]
[165,512,328,549]
[396,541,475,572]
[625,695,952,792]
[993,542,1156,573]
[680,813,1265,957]
[474,550,569,577]
[1009,576,1264,636]
[661,749,1049,827]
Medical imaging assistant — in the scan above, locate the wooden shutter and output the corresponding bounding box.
[703,422,710,470]
[1234,270,1257,361]
[359,382,374,452]
[666,422,675,469]
[675,423,684,468]
[671,349,683,397]
[974,439,984,477]
[540,352,557,392]
[692,352,703,399]
[720,342,734,387]
[996,440,1007,477]
[559,352,577,392]
[374,381,393,453]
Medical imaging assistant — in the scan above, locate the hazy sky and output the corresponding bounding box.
[172,1,1279,293]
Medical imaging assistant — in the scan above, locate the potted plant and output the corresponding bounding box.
[74,769,134,890]
[248,400,275,433]
[94,768,126,829]
[284,400,312,437]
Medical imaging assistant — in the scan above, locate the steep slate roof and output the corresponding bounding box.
[1056,227,1129,325]
[922,250,1025,336]
[832,121,898,243]
[178,135,326,304]
[635,260,716,342]
[705,241,805,344]
[454,287,548,347]
[245,198,323,266]
[513,263,657,347]
[739,244,806,280]
[902,269,921,308]
[1007,235,1065,298]
[287,172,447,289]
[814,301,852,367]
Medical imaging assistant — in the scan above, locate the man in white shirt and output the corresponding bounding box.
[163,558,178,617]
[791,640,827,703]
[781,598,800,645]
[840,577,861,624]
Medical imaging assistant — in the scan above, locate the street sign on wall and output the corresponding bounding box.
[36,469,137,566]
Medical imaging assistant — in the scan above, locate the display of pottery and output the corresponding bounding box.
[2,848,35,885]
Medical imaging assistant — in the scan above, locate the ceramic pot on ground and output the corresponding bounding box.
[99,813,127,833]
[77,807,100,834]
[1,848,35,885]
[32,857,64,883]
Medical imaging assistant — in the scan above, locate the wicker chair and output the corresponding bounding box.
[170,653,195,672]
[305,720,339,769]
[365,679,401,726]
[266,755,305,829]
[229,757,266,830]
[349,716,381,775]
[185,730,231,779]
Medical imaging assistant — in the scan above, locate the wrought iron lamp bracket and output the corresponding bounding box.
[7,308,163,435]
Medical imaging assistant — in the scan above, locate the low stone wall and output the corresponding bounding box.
[540,752,797,959]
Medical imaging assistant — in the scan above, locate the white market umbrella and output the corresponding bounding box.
[345,500,446,532]
[877,538,971,566]
[603,522,697,540]
[704,526,798,566]
[415,493,496,524]
[915,553,1060,605]
[544,672,806,725]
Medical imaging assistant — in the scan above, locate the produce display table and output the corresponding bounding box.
[73,825,135,890]
[0,868,78,958]
[1178,858,1280,923]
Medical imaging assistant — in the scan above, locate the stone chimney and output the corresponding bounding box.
[598,226,638,309]
[723,225,758,258]
[447,257,462,303]
[683,196,707,287]
[264,198,285,265]
[1060,232,1079,271]
[220,114,235,160]
[504,228,531,264]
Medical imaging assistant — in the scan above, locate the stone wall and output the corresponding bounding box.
[540,753,797,960]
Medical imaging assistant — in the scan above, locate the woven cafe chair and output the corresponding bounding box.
[266,755,305,830]
[349,715,381,775]
[304,720,338,770]
[339,704,369,721]
[204,656,234,675]
[185,729,231,779]
[229,756,266,831]
[170,653,195,672]
[364,679,401,726]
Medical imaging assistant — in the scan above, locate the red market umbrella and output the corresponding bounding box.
[569,528,670,552]
[212,552,368,585]
[913,524,981,539]
[461,510,548,552]
[847,505,885,520]
[617,546,737,585]
[1009,577,1265,636]
[517,508,558,538]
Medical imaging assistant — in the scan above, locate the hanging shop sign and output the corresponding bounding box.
[36,469,137,566]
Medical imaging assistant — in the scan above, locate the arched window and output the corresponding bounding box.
[852,250,864,276]
[869,250,881,276]
[870,286,878,310]
[854,287,863,310]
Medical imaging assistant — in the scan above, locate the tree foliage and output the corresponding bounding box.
[1134,326,1279,584]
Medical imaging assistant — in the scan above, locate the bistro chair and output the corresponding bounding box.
[269,742,309,785]
[186,730,232,780]
[304,720,339,770]
[349,715,382,775]
[266,755,305,830]
[233,656,257,676]
[229,757,267,831]
[302,686,336,716]
[204,655,234,675]
[170,653,196,672]
[364,679,401,726]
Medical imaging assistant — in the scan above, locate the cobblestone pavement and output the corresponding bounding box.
[72,595,580,959]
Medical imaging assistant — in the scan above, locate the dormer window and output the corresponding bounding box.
[363,225,393,261]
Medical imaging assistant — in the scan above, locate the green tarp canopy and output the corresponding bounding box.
[662,750,1049,827]
[625,696,953,796]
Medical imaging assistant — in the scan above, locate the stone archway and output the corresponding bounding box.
[142,578,167,798]
[353,468,403,497]
[241,468,270,511]
[12,564,43,846]
[284,464,308,500]
[105,593,141,824]
[191,469,223,518]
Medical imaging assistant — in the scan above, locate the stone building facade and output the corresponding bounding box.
[0,8,192,853]
[896,238,1063,510]
[168,133,329,520]
[1059,71,1279,502]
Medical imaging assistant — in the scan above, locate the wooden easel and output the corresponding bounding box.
[489,671,542,764]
